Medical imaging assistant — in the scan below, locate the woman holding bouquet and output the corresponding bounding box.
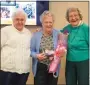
[30,10,65,85]
[61,7,89,85]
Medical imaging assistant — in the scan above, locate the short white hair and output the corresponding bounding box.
[40,10,54,23]
[12,9,27,20]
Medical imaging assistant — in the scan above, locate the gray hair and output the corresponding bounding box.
[40,10,54,23]
[12,9,27,20]
[66,7,83,22]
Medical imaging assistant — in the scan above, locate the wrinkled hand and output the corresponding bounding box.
[55,48,67,58]
[36,53,46,61]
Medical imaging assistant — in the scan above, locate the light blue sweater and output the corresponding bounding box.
[30,29,61,77]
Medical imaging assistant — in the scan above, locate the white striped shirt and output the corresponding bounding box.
[1,25,32,74]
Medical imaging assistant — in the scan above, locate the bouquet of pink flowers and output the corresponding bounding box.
[48,32,68,74]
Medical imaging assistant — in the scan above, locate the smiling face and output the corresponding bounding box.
[42,14,54,35]
[13,12,26,31]
[68,10,81,26]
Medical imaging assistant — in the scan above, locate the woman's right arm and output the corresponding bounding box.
[1,28,8,48]
[30,34,38,59]
[30,33,47,60]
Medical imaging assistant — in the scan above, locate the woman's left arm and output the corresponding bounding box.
[83,25,89,45]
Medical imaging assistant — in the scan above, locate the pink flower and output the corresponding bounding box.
[49,33,68,74]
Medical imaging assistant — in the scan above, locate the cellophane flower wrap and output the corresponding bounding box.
[49,32,68,73]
